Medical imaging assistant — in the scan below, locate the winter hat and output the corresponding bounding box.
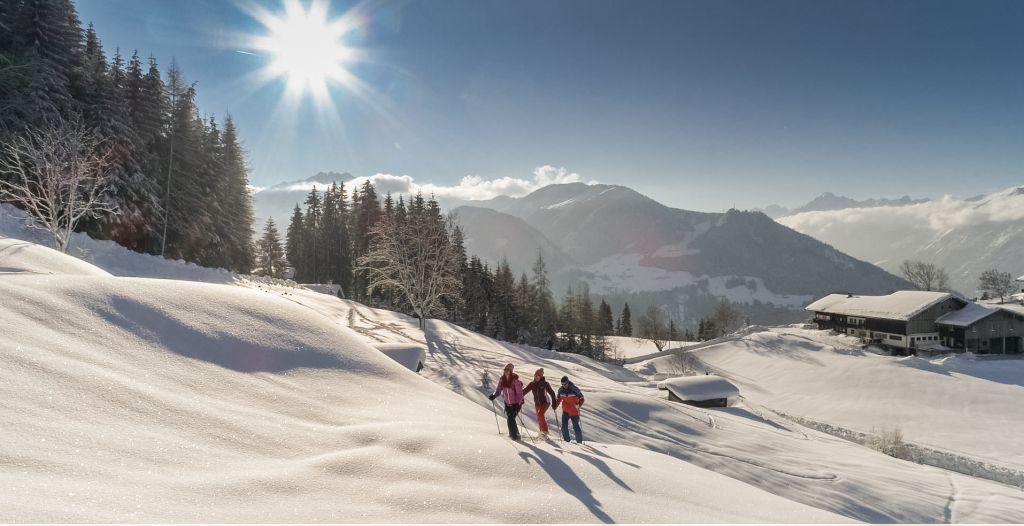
[560,376,570,383]
[503,363,514,371]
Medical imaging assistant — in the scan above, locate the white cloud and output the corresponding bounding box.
[780,186,1024,236]
[532,165,583,186]
[346,166,592,202]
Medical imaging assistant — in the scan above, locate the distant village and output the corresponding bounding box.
[806,273,1024,355]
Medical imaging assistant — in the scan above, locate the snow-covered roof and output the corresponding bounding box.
[1017,275,1024,282]
[663,375,739,401]
[935,302,998,327]
[374,343,426,372]
[805,291,955,321]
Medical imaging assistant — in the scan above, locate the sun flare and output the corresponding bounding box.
[247,0,358,105]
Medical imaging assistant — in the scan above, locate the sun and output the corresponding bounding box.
[246,0,358,105]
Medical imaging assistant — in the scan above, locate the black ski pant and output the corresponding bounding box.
[505,404,522,439]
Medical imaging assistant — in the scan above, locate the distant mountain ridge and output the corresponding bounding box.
[253,171,354,230]
[461,183,910,326]
[759,192,929,218]
[779,185,1024,294]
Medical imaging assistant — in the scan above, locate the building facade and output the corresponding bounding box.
[808,291,1024,355]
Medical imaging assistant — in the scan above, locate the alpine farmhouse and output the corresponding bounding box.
[807,291,1024,355]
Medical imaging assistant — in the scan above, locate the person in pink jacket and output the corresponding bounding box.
[488,363,525,440]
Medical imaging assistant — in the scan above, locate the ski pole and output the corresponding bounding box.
[516,411,537,444]
[490,399,502,435]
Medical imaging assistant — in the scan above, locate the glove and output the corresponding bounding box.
[488,394,496,401]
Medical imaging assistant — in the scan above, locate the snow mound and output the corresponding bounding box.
[374,343,427,372]
[0,237,110,276]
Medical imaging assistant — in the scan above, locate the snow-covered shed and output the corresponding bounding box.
[661,375,739,408]
[374,343,427,372]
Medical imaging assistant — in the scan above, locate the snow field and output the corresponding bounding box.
[293,291,1024,523]
[0,243,843,523]
[641,327,1024,471]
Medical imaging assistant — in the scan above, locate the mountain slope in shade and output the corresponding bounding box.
[759,192,929,218]
[252,171,354,230]
[451,206,574,272]
[779,186,1024,294]
[465,183,909,326]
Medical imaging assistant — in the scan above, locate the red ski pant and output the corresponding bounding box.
[535,403,551,433]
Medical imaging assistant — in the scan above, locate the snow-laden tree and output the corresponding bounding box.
[357,205,463,329]
[0,119,115,252]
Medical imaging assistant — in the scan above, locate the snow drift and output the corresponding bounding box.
[0,238,844,523]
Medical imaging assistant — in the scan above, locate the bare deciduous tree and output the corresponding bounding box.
[357,212,463,329]
[899,260,949,292]
[979,269,1015,304]
[709,300,744,336]
[637,305,669,352]
[0,120,115,252]
[670,350,701,374]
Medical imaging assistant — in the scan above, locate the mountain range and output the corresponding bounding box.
[252,175,914,326]
[778,186,1024,294]
[757,192,929,219]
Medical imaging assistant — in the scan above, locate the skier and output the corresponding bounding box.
[522,368,557,436]
[488,363,525,440]
[557,376,585,444]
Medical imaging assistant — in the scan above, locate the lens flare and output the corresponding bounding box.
[242,0,361,106]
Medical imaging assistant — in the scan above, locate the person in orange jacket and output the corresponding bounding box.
[522,368,557,436]
[556,375,585,443]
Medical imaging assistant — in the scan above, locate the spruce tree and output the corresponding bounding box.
[256,217,286,278]
[301,187,322,282]
[618,303,633,336]
[597,299,614,336]
[218,116,255,273]
[285,204,304,278]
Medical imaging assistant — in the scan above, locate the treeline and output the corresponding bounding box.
[0,0,254,271]
[274,186,638,360]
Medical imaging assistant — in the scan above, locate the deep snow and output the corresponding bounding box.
[4,225,1024,522]
[0,238,845,522]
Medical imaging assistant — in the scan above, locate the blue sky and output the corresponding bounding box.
[77,0,1023,211]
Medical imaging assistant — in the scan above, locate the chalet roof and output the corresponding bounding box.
[935,302,998,327]
[805,291,955,321]
[662,375,739,401]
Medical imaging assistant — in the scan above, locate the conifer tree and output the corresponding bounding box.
[618,303,633,337]
[256,217,286,278]
[597,299,614,336]
[285,204,304,278]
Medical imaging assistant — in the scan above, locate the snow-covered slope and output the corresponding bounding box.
[321,297,1024,523]
[637,327,1024,472]
[0,239,846,523]
[1,203,236,283]
[779,186,1024,294]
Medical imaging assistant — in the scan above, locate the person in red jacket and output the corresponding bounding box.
[522,368,557,436]
[556,376,585,443]
[488,363,525,440]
